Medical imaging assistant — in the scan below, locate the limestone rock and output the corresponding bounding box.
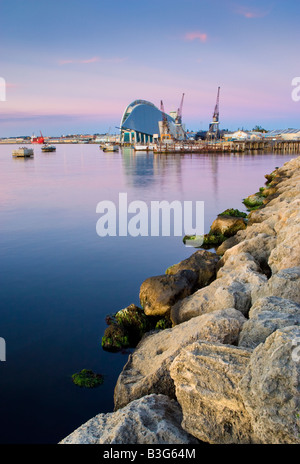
[139,270,198,317]
[210,215,246,237]
[252,267,300,305]
[268,199,300,273]
[219,233,276,277]
[170,341,255,444]
[171,255,267,325]
[59,394,199,444]
[239,326,300,444]
[170,277,251,325]
[216,235,241,256]
[216,251,265,281]
[165,250,219,288]
[239,296,300,349]
[114,308,246,410]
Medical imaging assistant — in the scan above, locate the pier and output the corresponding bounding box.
[153,139,300,154]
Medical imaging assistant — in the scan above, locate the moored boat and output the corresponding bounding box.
[101,144,118,152]
[31,131,44,144]
[41,144,56,152]
[12,147,34,157]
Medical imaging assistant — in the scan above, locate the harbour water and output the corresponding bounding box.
[0,143,297,443]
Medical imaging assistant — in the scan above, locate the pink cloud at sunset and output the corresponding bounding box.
[184,32,208,42]
[235,5,270,19]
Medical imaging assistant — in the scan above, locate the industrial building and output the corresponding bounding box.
[264,129,300,140]
[120,99,186,145]
[223,130,265,141]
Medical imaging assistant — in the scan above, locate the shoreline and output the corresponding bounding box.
[60,155,300,444]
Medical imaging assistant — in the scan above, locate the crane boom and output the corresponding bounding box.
[176,93,185,124]
[160,100,171,140]
[207,86,221,140]
[212,87,220,122]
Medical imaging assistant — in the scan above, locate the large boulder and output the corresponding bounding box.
[114,308,246,410]
[210,215,246,237]
[102,304,155,351]
[59,394,199,444]
[171,254,267,325]
[171,278,251,325]
[139,270,198,317]
[218,233,276,277]
[165,250,219,288]
[170,341,255,444]
[239,326,300,444]
[252,267,300,305]
[216,235,240,256]
[268,199,300,273]
[238,296,300,349]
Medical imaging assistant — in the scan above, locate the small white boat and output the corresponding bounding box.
[12,147,34,157]
[101,144,118,152]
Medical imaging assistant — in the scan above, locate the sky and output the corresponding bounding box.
[0,0,299,136]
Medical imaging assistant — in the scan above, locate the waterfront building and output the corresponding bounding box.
[223,130,263,141]
[120,99,185,145]
[264,129,300,140]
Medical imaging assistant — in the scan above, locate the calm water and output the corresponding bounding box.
[0,143,297,443]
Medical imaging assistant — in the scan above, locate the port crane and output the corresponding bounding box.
[175,93,185,125]
[160,100,171,141]
[206,86,220,141]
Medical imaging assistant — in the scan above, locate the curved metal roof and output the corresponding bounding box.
[120,100,175,136]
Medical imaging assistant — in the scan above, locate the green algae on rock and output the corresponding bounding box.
[243,192,264,210]
[155,317,173,330]
[101,323,130,352]
[102,304,164,352]
[183,232,226,249]
[72,369,104,388]
[218,209,247,218]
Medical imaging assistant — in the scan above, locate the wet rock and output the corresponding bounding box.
[114,304,154,345]
[59,394,199,444]
[170,341,255,444]
[102,304,158,351]
[139,270,198,317]
[238,296,300,349]
[114,308,246,410]
[239,326,300,444]
[201,232,226,248]
[165,250,219,288]
[210,215,246,237]
[101,324,130,352]
[243,193,264,209]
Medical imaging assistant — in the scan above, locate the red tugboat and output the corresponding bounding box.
[31,131,44,144]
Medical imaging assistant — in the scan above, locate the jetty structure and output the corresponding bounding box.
[60,155,300,444]
[12,147,34,157]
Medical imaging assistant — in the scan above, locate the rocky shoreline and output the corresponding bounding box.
[60,155,300,444]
